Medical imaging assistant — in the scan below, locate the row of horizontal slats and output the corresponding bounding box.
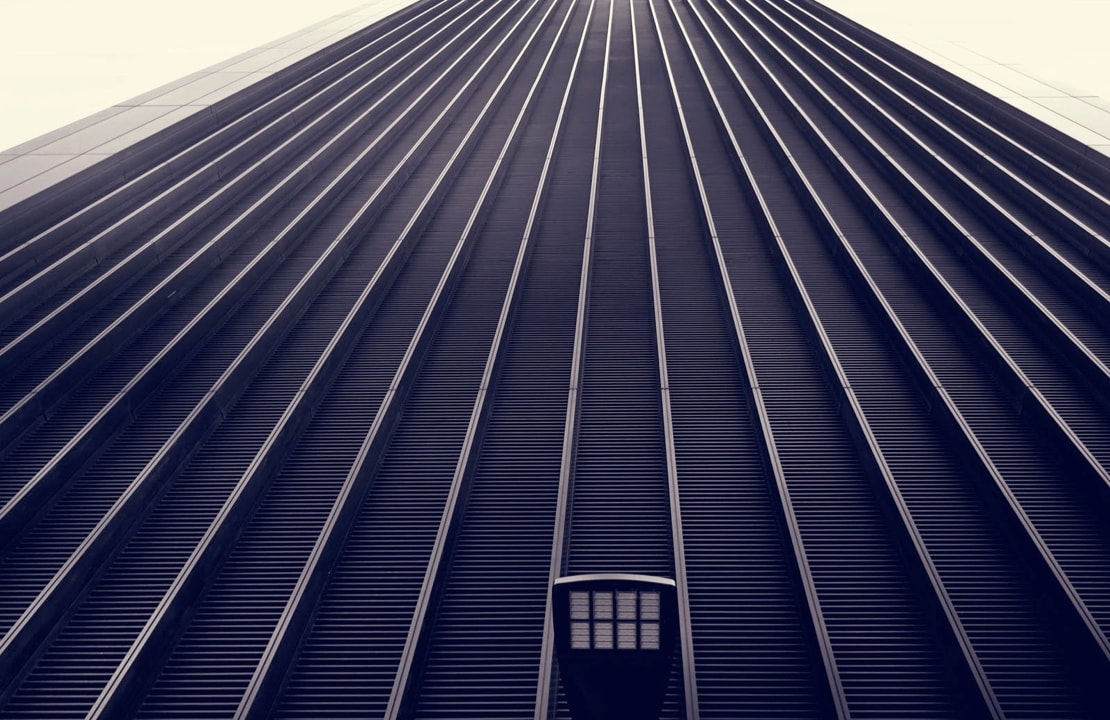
[673,2,967,714]
[687,0,1100,716]
[407,0,596,716]
[639,2,830,715]
[1,0,1109,717]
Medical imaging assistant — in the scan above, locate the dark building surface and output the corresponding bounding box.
[1,0,1109,717]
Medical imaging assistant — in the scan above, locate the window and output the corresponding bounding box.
[568,589,661,650]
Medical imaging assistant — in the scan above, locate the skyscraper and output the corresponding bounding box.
[1,0,1108,717]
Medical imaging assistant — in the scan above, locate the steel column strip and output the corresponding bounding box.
[700,0,1110,678]
[765,0,1110,241]
[678,3,1004,716]
[0,0,475,370]
[622,9,695,719]
[534,0,614,716]
[127,0,576,710]
[734,0,1110,395]
[658,0,847,716]
[79,0,559,715]
[0,0,453,293]
[644,1,843,715]
[772,74,1110,706]
[358,0,579,714]
[398,4,596,711]
[133,0,574,711]
[0,0,515,557]
[264,3,600,715]
[564,0,670,574]
[679,0,1012,710]
[631,2,698,716]
[712,0,1110,498]
[0,0,531,703]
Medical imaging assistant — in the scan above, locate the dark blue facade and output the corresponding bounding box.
[1,0,1109,717]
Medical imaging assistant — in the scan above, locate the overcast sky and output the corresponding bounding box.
[1,0,1108,152]
[822,0,1110,96]
[0,0,381,151]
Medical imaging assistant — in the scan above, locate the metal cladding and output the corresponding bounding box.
[0,0,1109,717]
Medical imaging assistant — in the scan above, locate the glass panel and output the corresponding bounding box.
[571,621,591,650]
[593,621,614,649]
[593,591,614,620]
[617,622,637,649]
[640,591,660,621]
[641,621,660,650]
[570,591,590,620]
[617,591,637,620]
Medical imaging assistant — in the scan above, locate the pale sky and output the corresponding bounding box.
[0,0,382,151]
[1,0,1108,152]
[821,0,1110,99]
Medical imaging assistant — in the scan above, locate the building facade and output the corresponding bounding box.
[1,0,1109,717]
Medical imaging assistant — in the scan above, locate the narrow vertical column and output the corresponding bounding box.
[534,0,615,716]
[630,0,698,715]
[649,0,848,715]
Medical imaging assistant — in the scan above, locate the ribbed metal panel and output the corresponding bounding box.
[2,0,1109,717]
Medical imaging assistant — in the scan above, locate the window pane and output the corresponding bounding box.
[641,621,660,650]
[570,591,590,620]
[617,591,637,620]
[640,591,660,621]
[571,621,591,649]
[617,621,637,649]
[594,621,614,649]
[593,591,613,620]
